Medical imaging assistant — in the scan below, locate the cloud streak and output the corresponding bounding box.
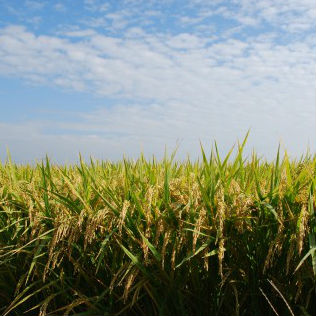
[0,25,314,102]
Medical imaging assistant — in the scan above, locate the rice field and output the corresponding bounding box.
[1,135,316,315]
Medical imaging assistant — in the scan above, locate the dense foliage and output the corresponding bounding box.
[1,136,316,315]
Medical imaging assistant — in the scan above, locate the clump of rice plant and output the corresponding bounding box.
[0,134,315,315]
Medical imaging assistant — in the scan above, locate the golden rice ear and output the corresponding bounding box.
[215,185,226,278]
[297,204,309,255]
[118,200,130,234]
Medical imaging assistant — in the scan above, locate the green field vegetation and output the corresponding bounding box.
[1,136,316,316]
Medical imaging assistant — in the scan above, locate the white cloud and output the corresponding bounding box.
[62,29,97,37]
[182,0,316,34]
[54,3,67,12]
[26,16,42,26]
[24,0,45,10]
[84,0,110,12]
[0,22,315,161]
[1,89,314,163]
[0,24,314,100]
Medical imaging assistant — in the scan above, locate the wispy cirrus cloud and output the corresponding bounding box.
[185,0,316,32]
[0,21,315,162]
[54,3,67,12]
[0,0,315,162]
[0,25,314,100]
[24,0,46,11]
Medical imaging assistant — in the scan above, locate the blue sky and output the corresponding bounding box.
[0,0,315,163]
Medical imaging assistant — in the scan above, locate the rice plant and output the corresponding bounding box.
[0,135,316,315]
